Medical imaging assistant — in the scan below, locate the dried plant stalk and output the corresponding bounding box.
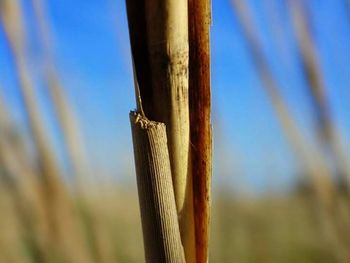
[231,1,349,260]
[144,2,190,209]
[0,1,92,261]
[0,94,50,261]
[127,0,213,260]
[288,0,350,193]
[31,0,90,186]
[125,0,196,261]
[1,0,61,192]
[231,0,335,204]
[130,111,185,263]
[188,0,212,262]
[30,1,116,260]
[126,1,189,261]
[143,1,195,261]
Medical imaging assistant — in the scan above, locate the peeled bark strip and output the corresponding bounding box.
[188,0,212,262]
[144,1,196,261]
[130,111,185,263]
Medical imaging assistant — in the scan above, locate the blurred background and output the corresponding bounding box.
[1,0,350,262]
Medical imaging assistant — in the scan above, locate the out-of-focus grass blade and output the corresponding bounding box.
[0,1,93,261]
[31,0,92,187]
[230,0,334,204]
[288,0,350,194]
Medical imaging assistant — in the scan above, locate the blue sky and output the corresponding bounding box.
[1,0,350,194]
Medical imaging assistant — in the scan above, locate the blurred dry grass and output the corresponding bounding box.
[2,182,350,262]
[0,0,350,262]
[211,193,350,263]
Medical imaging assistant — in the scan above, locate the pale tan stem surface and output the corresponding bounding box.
[145,0,190,211]
[144,0,196,261]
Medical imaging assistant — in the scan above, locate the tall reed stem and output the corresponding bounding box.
[126,0,197,261]
[188,0,212,261]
